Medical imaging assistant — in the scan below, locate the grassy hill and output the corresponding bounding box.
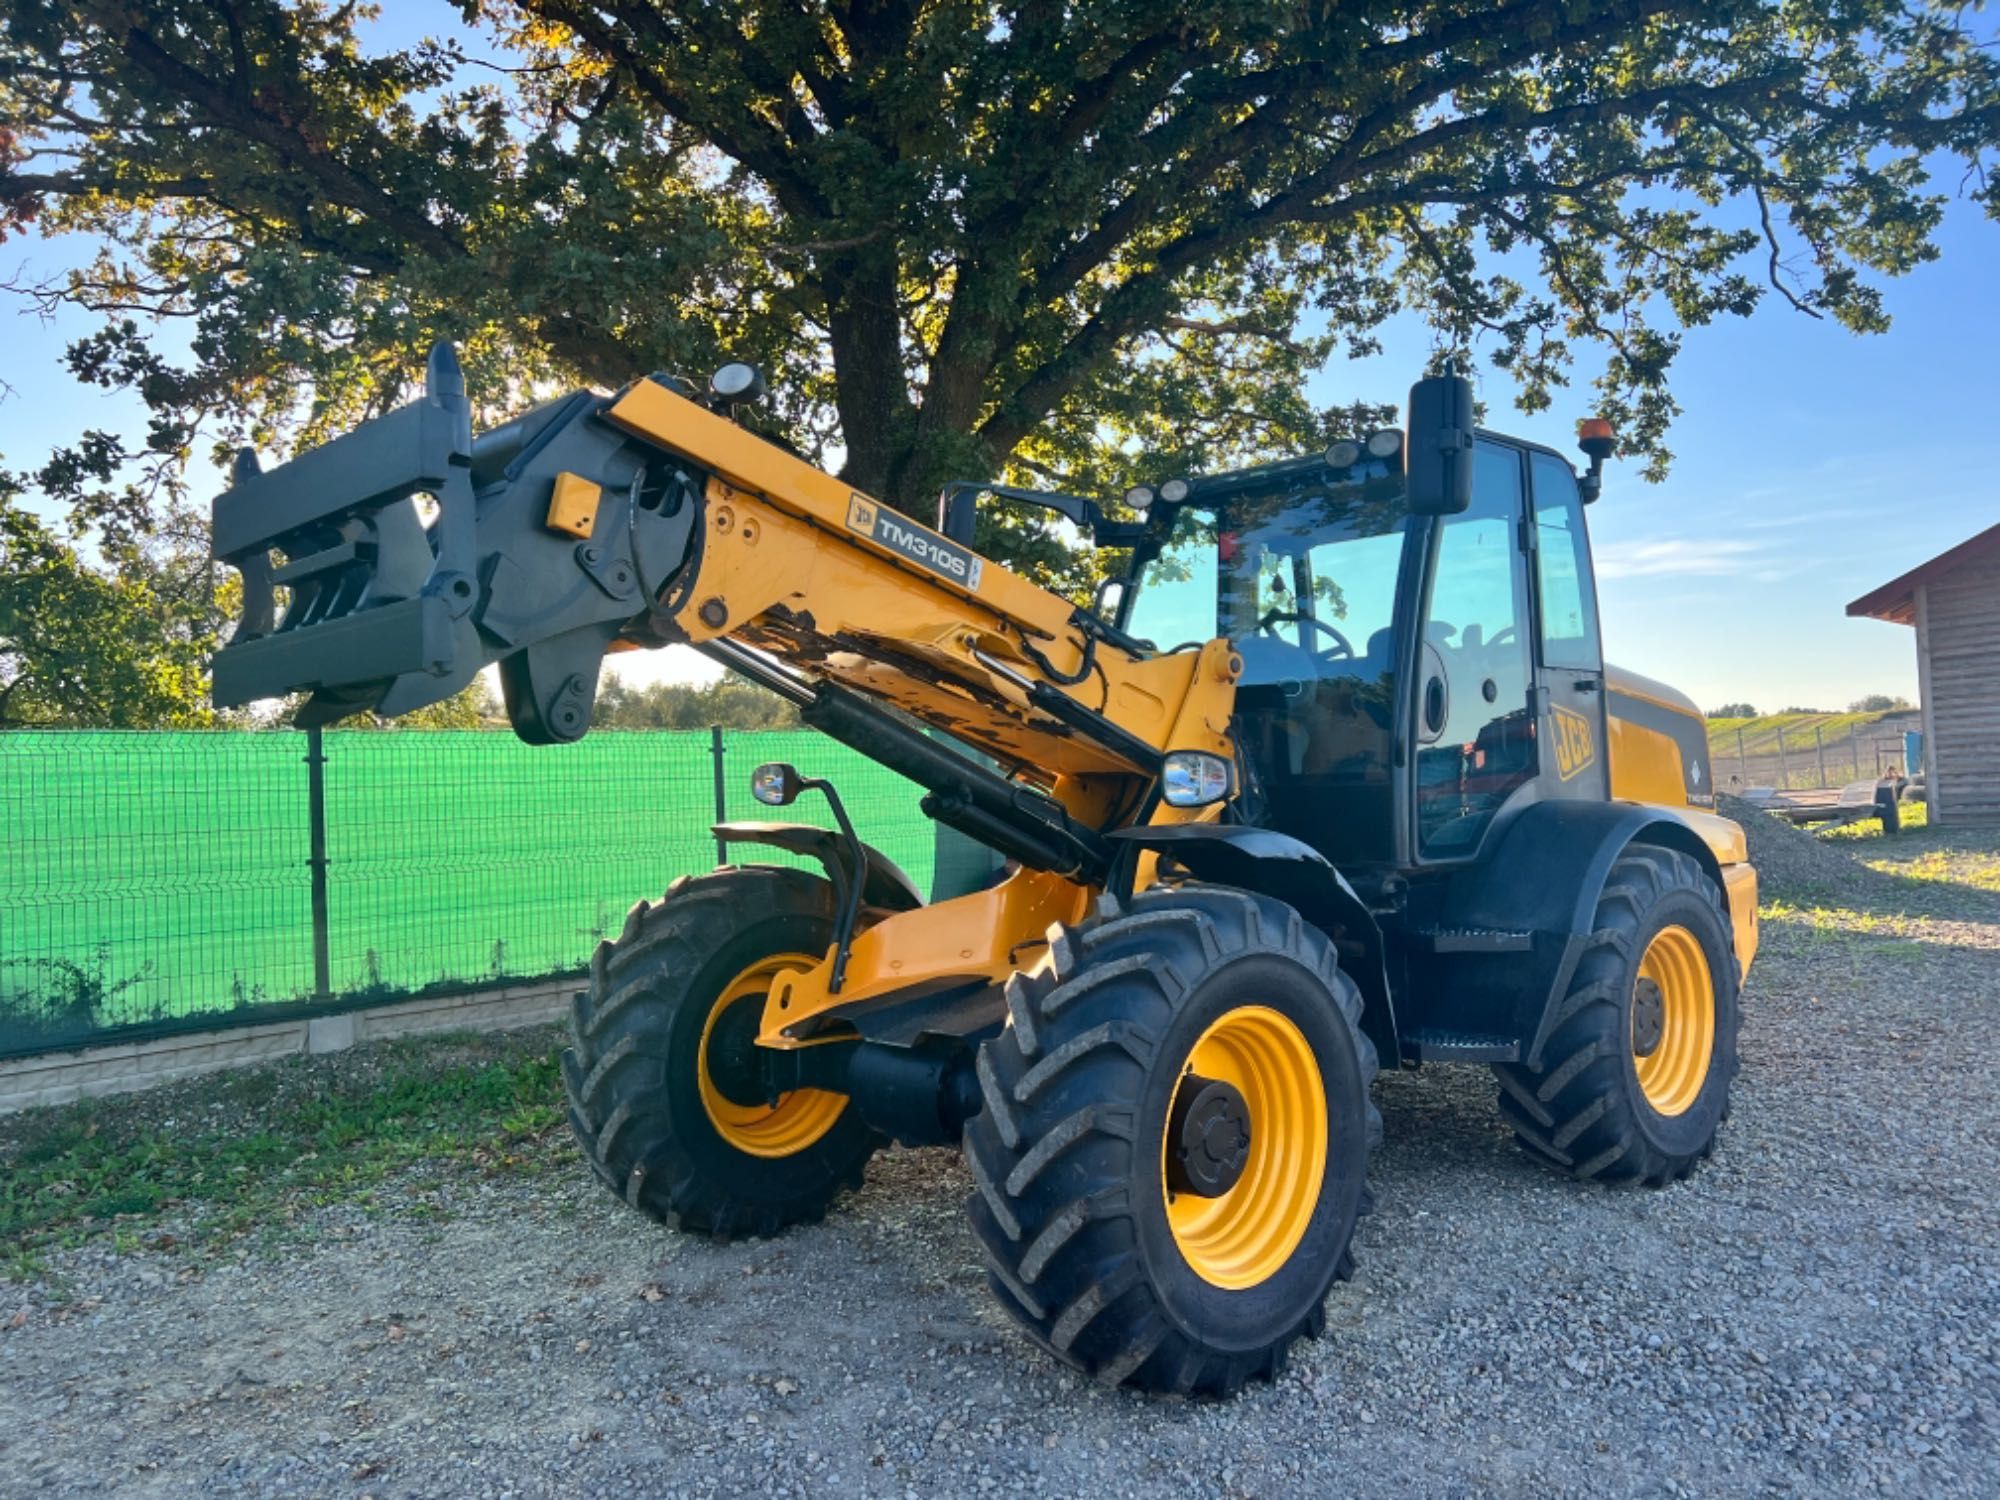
[1705,708,1921,789]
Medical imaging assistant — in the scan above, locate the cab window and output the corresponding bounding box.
[1529,453,1602,671]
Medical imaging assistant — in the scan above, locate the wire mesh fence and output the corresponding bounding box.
[1705,713,1923,793]
[0,728,934,1059]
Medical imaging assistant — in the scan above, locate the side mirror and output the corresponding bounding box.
[1405,373,1476,516]
[751,762,802,806]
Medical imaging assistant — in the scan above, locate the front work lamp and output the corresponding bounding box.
[1161,751,1235,808]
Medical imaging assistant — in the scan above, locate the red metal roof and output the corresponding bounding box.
[1845,522,2000,626]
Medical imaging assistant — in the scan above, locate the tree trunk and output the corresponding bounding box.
[823,245,918,507]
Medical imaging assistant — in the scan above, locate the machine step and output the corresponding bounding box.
[1413,926,1535,954]
[1403,1028,1522,1063]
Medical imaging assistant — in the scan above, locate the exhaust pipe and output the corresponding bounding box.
[209,344,702,741]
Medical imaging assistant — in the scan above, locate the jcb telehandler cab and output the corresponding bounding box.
[210,347,1756,1395]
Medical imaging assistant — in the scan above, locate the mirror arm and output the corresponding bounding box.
[1089,518,1151,547]
[936,480,1104,544]
[795,774,867,993]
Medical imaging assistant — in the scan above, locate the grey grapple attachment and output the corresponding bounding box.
[209,343,700,742]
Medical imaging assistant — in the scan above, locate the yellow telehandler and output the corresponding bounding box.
[210,347,1756,1395]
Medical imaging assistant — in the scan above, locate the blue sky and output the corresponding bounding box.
[1313,192,2000,713]
[5,17,1996,714]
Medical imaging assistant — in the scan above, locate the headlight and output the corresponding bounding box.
[1161,750,1234,808]
[1324,439,1362,469]
[1366,428,1404,458]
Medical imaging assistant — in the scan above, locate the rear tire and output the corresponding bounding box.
[562,867,880,1238]
[963,887,1380,1395]
[1492,845,1740,1185]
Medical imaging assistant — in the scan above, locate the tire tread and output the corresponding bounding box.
[1491,844,1740,1186]
[965,885,1379,1396]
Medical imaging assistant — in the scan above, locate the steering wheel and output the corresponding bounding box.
[1258,609,1355,661]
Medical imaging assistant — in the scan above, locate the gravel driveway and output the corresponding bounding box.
[4,814,1996,1497]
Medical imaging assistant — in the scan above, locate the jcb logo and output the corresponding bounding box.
[1552,705,1596,781]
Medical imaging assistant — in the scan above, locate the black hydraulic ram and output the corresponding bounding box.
[806,684,1113,882]
[707,642,1111,882]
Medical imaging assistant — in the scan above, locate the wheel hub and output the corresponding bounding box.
[1165,1072,1252,1199]
[1631,976,1666,1058]
[705,993,771,1108]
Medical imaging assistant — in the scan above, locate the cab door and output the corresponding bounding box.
[1411,441,1539,860]
[1525,451,1609,802]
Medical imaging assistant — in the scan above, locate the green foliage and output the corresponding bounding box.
[3,0,1997,611]
[1708,702,1758,719]
[0,474,220,727]
[593,671,799,731]
[1848,693,1913,713]
[3,941,157,1050]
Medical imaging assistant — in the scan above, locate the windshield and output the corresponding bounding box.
[1122,468,1409,670]
[1121,462,1411,867]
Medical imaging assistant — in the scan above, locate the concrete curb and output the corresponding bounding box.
[0,979,577,1115]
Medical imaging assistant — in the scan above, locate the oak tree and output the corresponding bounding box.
[4,0,1997,602]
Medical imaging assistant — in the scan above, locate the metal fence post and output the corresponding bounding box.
[711,725,729,866]
[304,727,332,1001]
[1814,723,1828,788]
[1736,727,1748,787]
[1775,728,1790,789]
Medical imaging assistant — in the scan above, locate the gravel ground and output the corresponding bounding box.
[4,813,1997,1497]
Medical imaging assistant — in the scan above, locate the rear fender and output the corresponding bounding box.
[1108,824,1398,1064]
[1430,801,1737,1067]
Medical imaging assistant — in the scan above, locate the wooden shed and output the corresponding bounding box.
[1847,523,2000,827]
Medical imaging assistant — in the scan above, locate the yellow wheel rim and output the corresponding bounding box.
[696,954,848,1158]
[1632,925,1716,1117]
[1163,1006,1328,1291]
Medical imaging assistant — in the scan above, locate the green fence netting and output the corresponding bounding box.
[0,728,934,1058]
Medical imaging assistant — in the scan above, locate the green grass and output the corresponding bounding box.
[1832,805,2000,895]
[0,1028,566,1281]
[1,729,935,1043]
[1758,801,2000,931]
[1759,895,1924,940]
[1880,847,2000,893]
[1703,708,1905,750]
[1823,798,1931,837]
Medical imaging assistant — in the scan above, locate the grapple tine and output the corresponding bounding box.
[227,446,277,645]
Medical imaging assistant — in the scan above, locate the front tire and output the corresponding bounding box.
[562,867,880,1238]
[964,887,1380,1395]
[1492,845,1741,1185]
